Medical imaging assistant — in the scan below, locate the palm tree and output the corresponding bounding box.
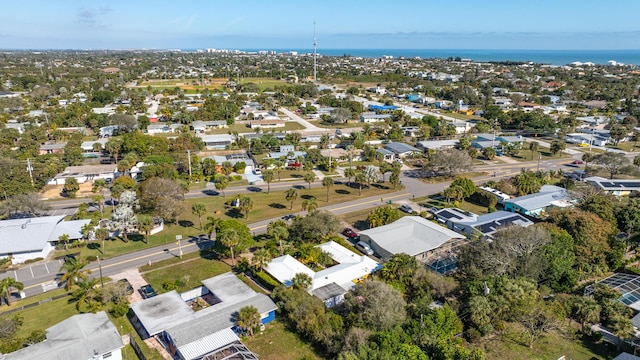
[302,196,318,212]
[262,170,275,194]
[60,257,91,290]
[0,278,24,306]
[610,314,635,352]
[95,227,109,254]
[204,216,221,240]
[214,175,229,196]
[239,196,254,220]
[291,272,313,290]
[191,202,206,229]
[322,177,334,202]
[218,227,241,265]
[274,160,284,181]
[71,279,102,313]
[528,141,539,160]
[137,215,154,244]
[105,137,123,167]
[355,172,366,196]
[268,220,289,255]
[344,168,356,186]
[252,248,272,271]
[236,305,262,336]
[285,188,298,210]
[58,233,71,251]
[573,297,600,333]
[303,172,315,189]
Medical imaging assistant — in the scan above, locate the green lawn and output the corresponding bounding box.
[309,120,364,129]
[2,288,68,312]
[142,257,231,294]
[474,325,608,360]
[340,206,412,231]
[510,147,569,162]
[204,122,305,135]
[243,320,325,360]
[56,181,400,261]
[413,195,489,215]
[419,172,486,184]
[606,141,638,152]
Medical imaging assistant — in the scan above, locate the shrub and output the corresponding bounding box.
[255,271,280,290]
[86,255,98,262]
[109,300,130,318]
[162,280,176,291]
[231,175,243,181]
[488,206,497,213]
[465,327,482,343]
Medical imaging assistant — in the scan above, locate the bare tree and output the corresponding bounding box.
[428,148,473,177]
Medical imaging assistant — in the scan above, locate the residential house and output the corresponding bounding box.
[192,120,227,133]
[47,164,117,185]
[384,142,420,158]
[131,272,274,360]
[39,142,66,155]
[517,101,542,112]
[198,134,234,150]
[584,273,640,311]
[358,216,466,262]
[565,132,608,147]
[146,124,172,135]
[80,139,108,153]
[503,185,572,218]
[247,119,286,129]
[4,311,124,360]
[265,241,381,307]
[360,113,392,123]
[585,176,640,197]
[0,215,91,264]
[434,209,534,239]
[268,145,305,161]
[416,139,459,151]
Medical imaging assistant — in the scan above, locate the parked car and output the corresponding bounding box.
[356,241,374,256]
[282,214,295,221]
[342,228,358,238]
[118,279,134,295]
[253,168,262,175]
[400,204,414,214]
[140,284,157,299]
[572,160,584,165]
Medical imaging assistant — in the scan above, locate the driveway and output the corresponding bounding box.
[279,107,323,132]
[109,268,146,304]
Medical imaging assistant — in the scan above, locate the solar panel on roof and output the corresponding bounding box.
[438,210,463,220]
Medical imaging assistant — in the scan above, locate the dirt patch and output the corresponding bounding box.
[41,182,95,200]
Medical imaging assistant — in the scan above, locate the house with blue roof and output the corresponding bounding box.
[503,185,573,218]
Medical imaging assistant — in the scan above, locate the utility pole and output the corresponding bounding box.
[26,159,34,186]
[176,235,183,259]
[186,150,192,182]
[313,21,317,82]
[97,256,104,288]
[537,152,542,172]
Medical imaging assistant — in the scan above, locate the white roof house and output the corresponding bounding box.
[4,311,124,360]
[265,241,381,307]
[0,216,91,264]
[504,185,572,218]
[131,272,274,360]
[358,216,465,261]
[47,164,117,185]
[585,176,640,197]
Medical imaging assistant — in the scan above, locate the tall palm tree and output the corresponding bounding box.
[610,314,635,352]
[573,297,600,333]
[344,168,356,186]
[71,279,102,313]
[285,188,298,210]
[191,202,207,229]
[239,196,254,220]
[60,257,91,290]
[268,220,289,255]
[0,278,24,306]
[302,197,318,212]
[303,172,315,189]
[236,305,262,336]
[204,216,221,240]
[137,215,154,244]
[322,177,334,202]
[218,227,241,265]
[252,248,272,271]
[262,170,275,194]
[355,172,366,196]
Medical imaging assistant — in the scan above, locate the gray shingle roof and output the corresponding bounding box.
[5,311,123,360]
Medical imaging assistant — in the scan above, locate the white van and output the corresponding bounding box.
[356,241,374,256]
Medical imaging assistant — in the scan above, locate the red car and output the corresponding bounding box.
[572,160,584,165]
[342,228,358,238]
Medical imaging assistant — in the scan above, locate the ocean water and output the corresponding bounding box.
[236,48,640,66]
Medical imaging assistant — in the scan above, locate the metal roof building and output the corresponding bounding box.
[585,176,640,197]
[0,215,91,264]
[504,185,572,218]
[131,272,275,360]
[359,216,465,261]
[4,311,124,360]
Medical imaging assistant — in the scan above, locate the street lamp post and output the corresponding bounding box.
[97,256,104,288]
[537,152,542,172]
[176,235,183,259]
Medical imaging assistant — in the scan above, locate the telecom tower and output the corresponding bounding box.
[313,21,317,82]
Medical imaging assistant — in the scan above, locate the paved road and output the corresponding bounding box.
[279,107,323,132]
[12,156,578,300]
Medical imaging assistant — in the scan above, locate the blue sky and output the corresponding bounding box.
[2,0,640,50]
